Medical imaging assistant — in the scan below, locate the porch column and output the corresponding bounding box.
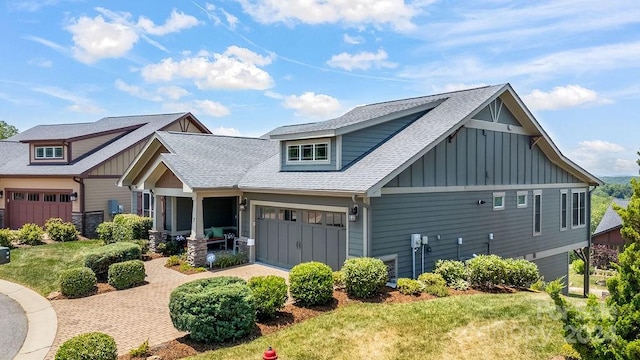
[148,191,165,252]
[187,192,206,267]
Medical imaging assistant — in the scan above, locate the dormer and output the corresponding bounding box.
[30,142,68,164]
[269,97,444,172]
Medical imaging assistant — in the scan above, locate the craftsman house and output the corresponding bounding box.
[119,84,601,283]
[0,113,209,237]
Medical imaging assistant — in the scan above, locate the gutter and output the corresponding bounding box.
[73,177,86,237]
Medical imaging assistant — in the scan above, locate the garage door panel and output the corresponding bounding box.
[325,230,340,270]
[338,230,347,267]
[277,222,289,264]
[267,222,280,262]
[287,223,301,266]
[256,220,268,260]
[8,191,72,229]
[301,225,313,263]
[312,227,327,265]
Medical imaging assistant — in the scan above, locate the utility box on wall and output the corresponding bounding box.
[0,247,9,264]
[108,200,122,217]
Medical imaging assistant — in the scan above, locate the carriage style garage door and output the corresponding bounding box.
[255,206,347,270]
[7,190,72,229]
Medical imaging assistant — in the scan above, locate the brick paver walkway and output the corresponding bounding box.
[46,259,289,358]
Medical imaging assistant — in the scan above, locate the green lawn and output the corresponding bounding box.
[0,240,103,295]
[189,292,568,360]
[568,266,615,292]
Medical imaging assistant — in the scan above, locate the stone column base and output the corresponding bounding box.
[187,237,207,267]
[148,230,166,253]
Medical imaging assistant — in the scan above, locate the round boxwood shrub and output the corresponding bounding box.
[417,272,446,287]
[169,277,255,343]
[397,278,423,295]
[55,332,117,360]
[59,267,97,298]
[45,218,79,242]
[289,261,334,306]
[84,242,142,280]
[341,257,388,299]
[96,222,115,244]
[434,259,467,286]
[504,258,540,288]
[17,223,44,245]
[108,260,146,290]
[466,254,507,289]
[0,228,16,248]
[247,275,288,319]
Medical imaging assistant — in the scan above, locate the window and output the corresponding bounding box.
[517,191,528,208]
[560,190,568,231]
[572,190,587,228]
[286,142,330,163]
[59,194,71,202]
[493,192,505,210]
[533,190,542,235]
[142,191,154,218]
[28,193,40,202]
[13,192,25,201]
[35,146,63,159]
[44,194,57,202]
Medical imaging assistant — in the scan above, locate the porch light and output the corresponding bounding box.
[349,205,358,222]
[70,192,78,201]
[239,198,247,211]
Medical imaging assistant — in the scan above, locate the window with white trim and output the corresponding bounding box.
[493,192,505,210]
[286,142,329,163]
[533,190,542,235]
[517,191,528,208]
[560,189,568,231]
[142,191,154,218]
[35,146,63,159]
[572,190,586,228]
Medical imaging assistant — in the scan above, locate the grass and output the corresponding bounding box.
[188,292,568,360]
[0,240,103,295]
[568,265,615,292]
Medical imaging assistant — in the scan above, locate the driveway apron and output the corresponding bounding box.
[0,293,28,360]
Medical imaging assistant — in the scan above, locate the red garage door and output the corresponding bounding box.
[7,191,73,229]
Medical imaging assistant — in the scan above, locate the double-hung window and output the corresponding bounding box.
[572,190,587,228]
[560,190,568,231]
[286,141,329,163]
[533,190,542,236]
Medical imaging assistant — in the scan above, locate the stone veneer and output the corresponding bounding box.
[0,209,4,228]
[187,237,207,267]
[148,230,167,253]
[71,213,83,237]
[84,211,104,239]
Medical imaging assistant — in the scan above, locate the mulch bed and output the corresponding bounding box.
[117,287,483,360]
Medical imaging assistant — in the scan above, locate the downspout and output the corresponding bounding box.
[584,186,594,298]
[73,177,85,237]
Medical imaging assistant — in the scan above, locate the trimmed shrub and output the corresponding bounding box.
[112,214,152,243]
[125,239,150,254]
[59,267,97,298]
[466,255,507,289]
[169,277,255,343]
[212,251,248,269]
[504,258,540,288]
[342,257,388,299]
[17,223,44,245]
[289,261,334,306]
[417,272,446,288]
[333,270,345,290]
[433,259,467,286]
[450,278,470,291]
[0,228,16,248]
[55,332,117,360]
[45,218,79,242]
[397,278,423,295]
[84,242,142,280]
[108,260,145,290]
[247,275,288,319]
[96,222,115,244]
[424,283,449,297]
[157,240,182,256]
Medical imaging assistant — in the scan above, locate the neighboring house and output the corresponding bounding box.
[119,84,601,284]
[0,113,209,237]
[592,199,630,252]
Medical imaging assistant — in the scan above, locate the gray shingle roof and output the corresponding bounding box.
[155,132,279,189]
[594,199,629,235]
[239,85,506,193]
[0,113,191,176]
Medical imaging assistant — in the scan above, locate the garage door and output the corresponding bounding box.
[255,206,347,270]
[7,191,72,229]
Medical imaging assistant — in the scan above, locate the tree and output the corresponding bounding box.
[0,120,18,139]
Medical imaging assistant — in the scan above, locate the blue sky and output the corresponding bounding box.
[1,0,639,176]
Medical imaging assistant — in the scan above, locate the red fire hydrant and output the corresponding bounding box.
[263,346,278,360]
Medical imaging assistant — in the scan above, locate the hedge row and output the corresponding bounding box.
[84,242,142,280]
[97,214,152,244]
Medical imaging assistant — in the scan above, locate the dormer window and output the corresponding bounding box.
[35,146,63,159]
[287,141,329,163]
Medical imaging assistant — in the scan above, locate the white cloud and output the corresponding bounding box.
[32,86,104,113]
[220,8,239,29]
[343,33,364,45]
[141,46,273,90]
[157,85,189,100]
[163,99,230,117]
[114,79,162,101]
[568,140,636,176]
[523,85,610,111]
[234,0,429,32]
[28,58,53,67]
[326,49,397,71]
[282,92,342,117]
[211,126,241,136]
[66,8,200,63]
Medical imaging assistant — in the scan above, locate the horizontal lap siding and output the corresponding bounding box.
[371,190,588,279]
[533,253,569,289]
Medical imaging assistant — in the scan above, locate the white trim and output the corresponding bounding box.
[466,119,530,135]
[533,190,542,236]
[363,206,368,257]
[571,189,587,229]
[285,138,331,164]
[240,188,361,197]
[560,189,568,231]
[336,135,342,170]
[493,192,505,210]
[34,145,64,159]
[381,182,589,195]
[524,241,588,261]
[517,190,528,209]
[153,187,191,197]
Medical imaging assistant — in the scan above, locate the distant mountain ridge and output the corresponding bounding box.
[599,176,640,185]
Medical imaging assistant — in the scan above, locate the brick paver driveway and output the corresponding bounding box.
[46,259,289,358]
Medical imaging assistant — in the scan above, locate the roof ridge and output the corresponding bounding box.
[361,84,502,107]
[101,112,187,120]
[161,131,268,141]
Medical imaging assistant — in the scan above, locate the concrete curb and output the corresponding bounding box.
[0,280,57,360]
